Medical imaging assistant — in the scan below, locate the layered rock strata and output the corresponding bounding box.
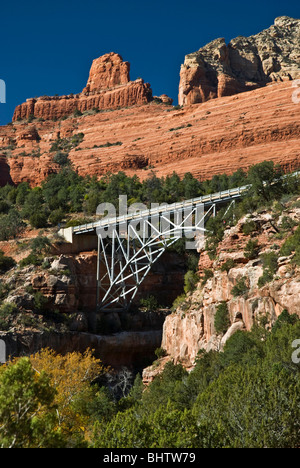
[1,80,299,187]
[13,53,153,121]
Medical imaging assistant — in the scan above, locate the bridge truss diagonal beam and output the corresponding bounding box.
[96,203,214,312]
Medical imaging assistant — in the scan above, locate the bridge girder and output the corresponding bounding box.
[96,203,215,312]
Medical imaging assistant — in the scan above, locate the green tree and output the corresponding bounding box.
[30,235,52,255]
[0,250,16,273]
[192,361,300,448]
[0,358,64,448]
[29,211,48,229]
[184,270,199,294]
[0,210,25,241]
[247,161,284,203]
[244,239,260,260]
[214,302,230,335]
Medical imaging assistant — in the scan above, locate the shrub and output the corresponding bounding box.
[29,211,48,229]
[280,216,297,231]
[258,270,274,288]
[244,239,260,260]
[184,270,199,294]
[139,295,159,311]
[261,252,278,274]
[0,303,17,330]
[155,348,167,359]
[33,291,48,313]
[19,253,42,268]
[0,200,10,214]
[0,283,10,301]
[0,210,25,241]
[220,259,235,273]
[73,109,83,117]
[30,236,52,255]
[242,220,257,235]
[0,250,16,273]
[53,152,70,167]
[292,247,300,266]
[65,218,92,228]
[186,253,199,273]
[48,208,65,226]
[201,269,214,286]
[231,277,248,297]
[71,133,84,146]
[258,251,279,287]
[272,309,298,333]
[280,226,300,256]
[214,302,231,335]
[171,294,187,312]
[98,141,122,148]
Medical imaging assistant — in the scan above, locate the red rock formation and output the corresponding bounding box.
[13,53,153,121]
[143,201,300,375]
[83,52,130,92]
[3,81,299,187]
[179,17,300,106]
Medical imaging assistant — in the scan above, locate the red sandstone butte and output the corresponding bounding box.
[12,53,153,122]
[83,53,130,92]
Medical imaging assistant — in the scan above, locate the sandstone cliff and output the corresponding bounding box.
[179,16,300,106]
[0,19,298,187]
[13,53,153,121]
[1,80,299,187]
[143,196,300,379]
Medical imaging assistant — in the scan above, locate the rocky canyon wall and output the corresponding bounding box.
[143,198,300,379]
[1,80,299,187]
[0,18,299,188]
[179,16,300,106]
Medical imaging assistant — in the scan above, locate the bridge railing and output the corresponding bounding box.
[71,184,251,235]
[69,170,300,235]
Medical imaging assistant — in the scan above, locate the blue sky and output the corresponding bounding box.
[0,0,299,125]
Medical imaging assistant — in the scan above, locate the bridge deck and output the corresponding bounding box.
[71,184,250,235]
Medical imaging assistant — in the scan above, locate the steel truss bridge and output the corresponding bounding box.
[59,183,253,312]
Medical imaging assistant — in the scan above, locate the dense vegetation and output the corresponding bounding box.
[0,314,299,448]
[0,160,297,235]
[0,164,251,234]
[0,161,299,448]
